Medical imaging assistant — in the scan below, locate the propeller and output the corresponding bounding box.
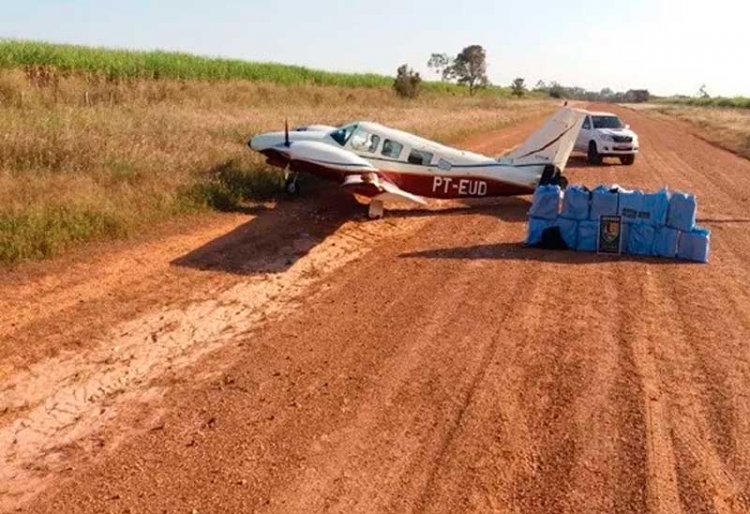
[284,119,290,147]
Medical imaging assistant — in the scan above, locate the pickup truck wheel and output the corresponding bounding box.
[587,141,602,165]
[620,155,635,166]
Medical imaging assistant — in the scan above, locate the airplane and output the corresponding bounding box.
[248,107,585,218]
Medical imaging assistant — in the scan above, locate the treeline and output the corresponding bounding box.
[532,81,651,103]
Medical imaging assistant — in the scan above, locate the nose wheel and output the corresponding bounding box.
[284,172,300,196]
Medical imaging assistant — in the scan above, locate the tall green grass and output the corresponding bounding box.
[0,39,513,96]
[0,39,392,87]
[658,96,750,109]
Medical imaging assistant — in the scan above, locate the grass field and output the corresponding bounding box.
[653,104,750,160]
[0,59,551,266]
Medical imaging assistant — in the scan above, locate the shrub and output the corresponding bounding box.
[393,65,422,98]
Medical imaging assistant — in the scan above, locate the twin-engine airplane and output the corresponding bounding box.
[248,107,585,218]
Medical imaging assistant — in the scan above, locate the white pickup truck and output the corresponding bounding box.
[574,111,639,165]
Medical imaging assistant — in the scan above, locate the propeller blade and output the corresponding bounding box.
[284,119,290,147]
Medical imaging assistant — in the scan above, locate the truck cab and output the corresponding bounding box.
[574,111,640,165]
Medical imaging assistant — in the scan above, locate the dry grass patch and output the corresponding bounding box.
[0,70,552,265]
[654,105,750,160]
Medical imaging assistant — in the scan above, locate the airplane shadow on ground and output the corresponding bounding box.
[401,242,693,265]
[172,183,533,276]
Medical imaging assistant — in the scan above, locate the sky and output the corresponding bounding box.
[1,0,748,97]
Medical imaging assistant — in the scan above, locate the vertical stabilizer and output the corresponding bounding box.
[506,108,586,171]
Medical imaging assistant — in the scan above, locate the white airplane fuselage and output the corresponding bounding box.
[248,109,584,205]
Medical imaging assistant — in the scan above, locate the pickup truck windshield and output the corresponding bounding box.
[592,116,624,129]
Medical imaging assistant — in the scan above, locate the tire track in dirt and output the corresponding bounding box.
[0,213,431,509]
[412,257,651,513]
[608,263,686,514]
[262,208,534,514]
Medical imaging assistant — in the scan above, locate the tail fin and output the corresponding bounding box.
[506,108,585,171]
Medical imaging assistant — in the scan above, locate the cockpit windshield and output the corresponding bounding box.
[330,124,357,146]
[592,116,624,129]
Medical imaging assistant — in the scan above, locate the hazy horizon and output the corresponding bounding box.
[1,0,748,97]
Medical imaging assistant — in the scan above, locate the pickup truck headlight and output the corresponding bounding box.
[601,134,614,142]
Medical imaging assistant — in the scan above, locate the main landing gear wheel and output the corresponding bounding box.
[368,200,384,220]
[557,175,569,189]
[284,174,300,196]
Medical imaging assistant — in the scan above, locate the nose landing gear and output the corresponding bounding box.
[284,172,300,196]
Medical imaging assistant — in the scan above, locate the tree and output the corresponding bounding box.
[534,80,547,92]
[393,64,422,98]
[548,81,565,99]
[427,53,450,79]
[625,89,650,103]
[443,45,489,95]
[698,84,710,98]
[511,77,526,97]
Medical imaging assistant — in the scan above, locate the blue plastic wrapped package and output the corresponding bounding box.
[625,222,656,256]
[618,189,644,222]
[526,217,555,246]
[576,220,598,252]
[561,185,590,220]
[528,185,562,220]
[667,191,697,231]
[677,226,710,263]
[652,226,680,258]
[641,188,670,226]
[556,217,579,249]
[590,186,619,221]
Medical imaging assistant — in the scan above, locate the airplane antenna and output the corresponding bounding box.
[284,119,290,147]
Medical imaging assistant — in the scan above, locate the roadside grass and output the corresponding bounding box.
[0,68,552,266]
[652,105,750,160]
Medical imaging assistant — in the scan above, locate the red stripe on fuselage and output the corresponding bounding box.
[259,149,535,198]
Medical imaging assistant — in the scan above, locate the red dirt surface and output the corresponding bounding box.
[2,105,750,513]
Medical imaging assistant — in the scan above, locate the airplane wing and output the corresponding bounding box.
[341,173,427,206]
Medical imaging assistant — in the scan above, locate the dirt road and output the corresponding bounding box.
[2,107,750,513]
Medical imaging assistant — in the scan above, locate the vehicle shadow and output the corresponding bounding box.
[173,188,533,276]
[566,155,622,169]
[401,241,691,265]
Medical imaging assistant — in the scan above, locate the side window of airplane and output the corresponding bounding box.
[407,149,434,165]
[582,116,591,130]
[350,129,381,153]
[367,135,380,153]
[437,159,452,171]
[381,139,403,159]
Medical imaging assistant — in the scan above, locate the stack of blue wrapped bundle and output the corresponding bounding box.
[525,184,710,262]
[667,191,710,262]
[526,185,562,245]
